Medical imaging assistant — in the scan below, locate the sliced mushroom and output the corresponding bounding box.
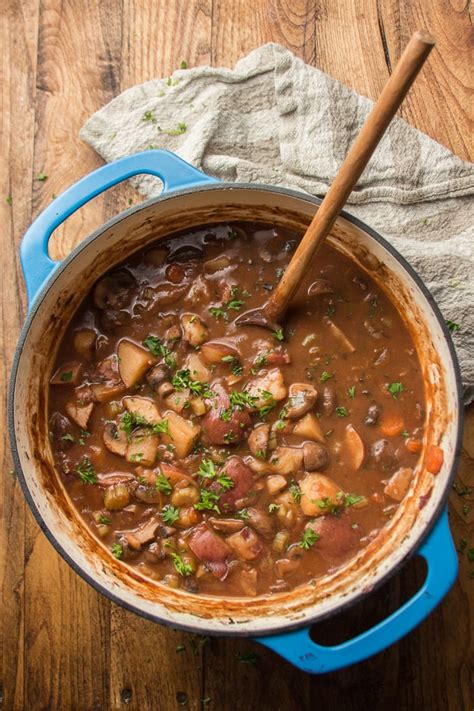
[325,318,356,353]
[247,423,271,458]
[247,507,275,540]
[208,518,245,534]
[180,313,209,346]
[122,517,161,548]
[118,339,155,387]
[146,364,170,392]
[364,403,380,426]
[307,278,334,296]
[103,421,128,456]
[157,381,175,399]
[90,382,126,403]
[65,400,94,429]
[275,545,304,577]
[285,383,318,419]
[302,441,329,471]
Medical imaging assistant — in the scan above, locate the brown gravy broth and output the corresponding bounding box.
[48,223,425,597]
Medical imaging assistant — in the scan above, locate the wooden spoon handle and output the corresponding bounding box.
[264,30,435,324]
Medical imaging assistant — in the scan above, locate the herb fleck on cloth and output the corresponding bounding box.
[81,43,474,402]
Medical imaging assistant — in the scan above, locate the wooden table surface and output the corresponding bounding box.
[1,2,473,709]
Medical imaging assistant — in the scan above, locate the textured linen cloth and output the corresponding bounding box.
[80,43,474,402]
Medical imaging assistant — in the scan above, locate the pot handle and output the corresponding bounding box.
[255,508,457,674]
[20,150,218,306]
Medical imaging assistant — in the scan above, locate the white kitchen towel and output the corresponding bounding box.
[80,43,474,402]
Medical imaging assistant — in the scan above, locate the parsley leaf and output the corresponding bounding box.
[155,472,172,495]
[289,483,302,503]
[347,386,356,399]
[236,508,250,520]
[60,370,73,382]
[209,307,228,321]
[170,551,193,576]
[75,456,97,485]
[98,514,111,525]
[111,543,123,559]
[299,529,320,550]
[272,328,284,341]
[387,382,404,399]
[319,371,332,382]
[161,505,180,525]
[268,503,280,514]
[445,320,460,333]
[36,172,48,181]
[335,406,349,417]
[194,489,221,514]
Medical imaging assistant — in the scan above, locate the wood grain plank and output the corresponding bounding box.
[0,1,40,709]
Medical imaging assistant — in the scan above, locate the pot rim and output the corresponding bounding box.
[8,182,464,637]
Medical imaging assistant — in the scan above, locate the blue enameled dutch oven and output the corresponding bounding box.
[8,150,463,673]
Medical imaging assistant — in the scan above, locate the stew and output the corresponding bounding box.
[48,222,427,597]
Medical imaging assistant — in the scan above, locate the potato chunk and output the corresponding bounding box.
[184,352,211,382]
[292,413,325,443]
[201,341,239,365]
[160,411,201,458]
[384,467,413,501]
[123,396,161,424]
[300,473,343,516]
[104,483,130,511]
[126,428,159,467]
[117,339,155,387]
[50,361,83,386]
[181,313,209,346]
[246,368,287,409]
[65,400,93,429]
[73,328,96,360]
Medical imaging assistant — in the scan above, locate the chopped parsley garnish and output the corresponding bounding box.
[319,371,332,382]
[155,472,172,495]
[401,430,410,438]
[60,370,73,382]
[61,433,75,442]
[289,483,302,503]
[120,411,169,439]
[217,471,234,490]
[230,390,258,409]
[341,493,365,507]
[111,543,123,559]
[255,449,266,460]
[445,320,460,333]
[387,382,404,399]
[221,355,243,376]
[197,458,217,479]
[172,368,210,396]
[268,503,280,514]
[227,299,244,311]
[161,505,180,525]
[194,488,221,514]
[75,456,97,485]
[347,386,356,399]
[6,195,12,206]
[170,551,193,576]
[142,110,155,122]
[176,644,186,652]
[335,406,349,417]
[180,60,188,69]
[272,328,284,342]
[36,172,48,181]
[236,508,250,520]
[299,529,320,550]
[142,335,175,368]
[251,353,268,374]
[312,496,336,512]
[159,122,187,136]
[129,453,143,462]
[209,307,228,321]
[258,390,276,418]
[98,514,111,525]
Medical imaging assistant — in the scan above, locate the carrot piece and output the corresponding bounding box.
[380,415,405,437]
[426,445,444,474]
[406,438,423,454]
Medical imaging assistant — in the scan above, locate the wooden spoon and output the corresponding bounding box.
[236,30,435,331]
